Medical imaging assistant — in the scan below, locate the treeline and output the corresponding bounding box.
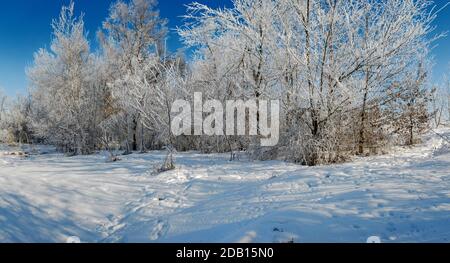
[0,0,447,165]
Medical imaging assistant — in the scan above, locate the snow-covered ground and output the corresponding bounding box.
[1,129,450,243]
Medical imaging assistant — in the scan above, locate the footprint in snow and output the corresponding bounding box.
[273,227,284,232]
[149,219,169,241]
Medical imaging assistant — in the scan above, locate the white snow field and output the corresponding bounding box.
[1,129,450,243]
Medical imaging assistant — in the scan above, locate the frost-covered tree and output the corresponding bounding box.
[179,0,438,165]
[110,57,188,147]
[27,1,100,154]
[0,93,33,144]
[0,90,9,142]
[99,0,168,153]
[7,96,33,144]
[387,63,434,145]
[442,76,450,124]
[0,89,6,124]
[447,80,450,124]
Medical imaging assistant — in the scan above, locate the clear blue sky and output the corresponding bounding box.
[0,0,449,97]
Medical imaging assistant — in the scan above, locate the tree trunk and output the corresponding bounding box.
[358,87,369,155]
[359,14,371,155]
[409,113,414,146]
[132,117,138,151]
[358,108,366,155]
[448,94,450,123]
[140,124,145,153]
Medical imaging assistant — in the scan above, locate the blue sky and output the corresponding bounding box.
[0,0,449,97]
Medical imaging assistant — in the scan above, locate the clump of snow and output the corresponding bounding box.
[0,129,450,243]
[367,236,381,243]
